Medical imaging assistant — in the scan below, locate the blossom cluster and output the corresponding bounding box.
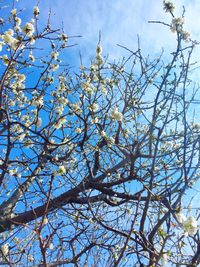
[1,243,9,256]
[163,0,175,13]
[170,17,184,33]
[176,213,198,235]
[110,107,123,122]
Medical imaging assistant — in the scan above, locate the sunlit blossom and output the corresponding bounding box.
[15,17,21,26]
[51,51,59,60]
[163,1,175,13]
[2,55,9,65]
[1,29,16,45]
[171,17,184,33]
[88,103,98,112]
[177,213,198,235]
[110,107,123,122]
[60,32,68,42]
[43,216,48,225]
[11,9,17,16]
[58,165,66,174]
[29,52,35,62]
[183,216,198,235]
[1,243,9,255]
[0,41,3,51]
[96,45,103,55]
[33,6,40,16]
[23,22,34,36]
[17,132,26,141]
[51,64,59,71]
[54,117,66,129]
[36,117,42,127]
[17,74,26,82]
[75,127,82,134]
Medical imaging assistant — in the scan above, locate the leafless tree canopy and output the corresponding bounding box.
[0,2,199,266]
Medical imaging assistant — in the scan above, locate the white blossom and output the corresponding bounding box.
[110,107,123,122]
[54,117,66,129]
[23,22,34,37]
[176,213,187,224]
[58,165,66,174]
[101,85,107,94]
[82,81,94,95]
[91,117,99,124]
[33,6,40,16]
[101,131,107,138]
[75,127,82,134]
[15,17,21,26]
[29,37,35,45]
[108,137,115,145]
[116,173,121,179]
[191,123,200,131]
[177,213,198,235]
[183,216,198,235]
[36,117,42,127]
[0,41,3,51]
[55,105,64,115]
[60,32,68,42]
[58,75,66,83]
[29,52,35,62]
[96,45,103,55]
[17,74,26,82]
[1,29,16,45]
[32,97,43,106]
[88,103,98,112]
[1,243,9,255]
[163,1,175,13]
[17,133,26,141]
[24,139,34,148]
[161,253,168,265]
[43,216,48,225]
[181,30,190,42]
[28,255,34,262]
[171,17,184,33]
[51,64,59,72]
[14,25,21,33]
[51,51,59,60]
[49,243,54,250]
[11,9,17,16]
[9,168,18,176]
[71,102,82,114]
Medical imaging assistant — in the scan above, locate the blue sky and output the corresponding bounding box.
[0,1,199,264]
[11,0,200,63]
[2,0,200,210]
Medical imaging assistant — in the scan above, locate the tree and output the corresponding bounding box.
[0,1,199,266]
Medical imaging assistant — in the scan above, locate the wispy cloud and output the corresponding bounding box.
[16,0,200,62]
